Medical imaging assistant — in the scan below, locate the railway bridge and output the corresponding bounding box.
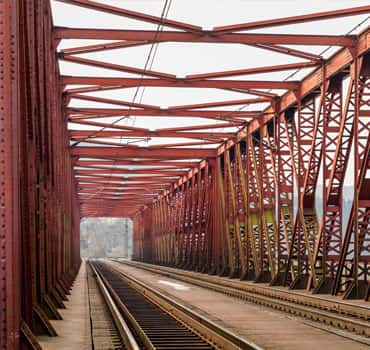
[1,1,370,349]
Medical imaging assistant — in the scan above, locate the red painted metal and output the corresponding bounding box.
[214,5,370,32]
[68,107,259,119]
[55,28,355,47]
[0,1,21,348]
[56,0,202,31]
[1,1,81,347]
[2,5,370,348]
[61,76,299,90]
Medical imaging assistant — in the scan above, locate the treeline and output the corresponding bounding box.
[80,218,133,258]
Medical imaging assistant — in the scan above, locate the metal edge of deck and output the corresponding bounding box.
[106,261,265,350]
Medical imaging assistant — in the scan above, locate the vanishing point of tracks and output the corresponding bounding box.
[89,260,260,350]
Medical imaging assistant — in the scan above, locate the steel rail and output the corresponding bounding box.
[115,260,370,339]
[91,262,155,349]
[94,260,263,350]
[87,263,126,349]
[89,262,140,350]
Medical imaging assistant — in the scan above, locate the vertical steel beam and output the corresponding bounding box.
[333,53,370,299]
[0,1,21,348]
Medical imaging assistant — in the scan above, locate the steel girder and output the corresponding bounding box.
[0,1,21,348]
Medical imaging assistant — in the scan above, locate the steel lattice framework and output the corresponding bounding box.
[56,1,370,301]
[1,1,370,349]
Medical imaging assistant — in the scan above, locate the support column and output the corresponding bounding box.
[0,1,21,349]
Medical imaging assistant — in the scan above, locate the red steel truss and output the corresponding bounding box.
[1,1,370,348]
[1,1,80,349]
[114,7,369,302]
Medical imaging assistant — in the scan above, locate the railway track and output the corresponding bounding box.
[86,263,125,349]
[90,260,261,350]
[113,260,370,339]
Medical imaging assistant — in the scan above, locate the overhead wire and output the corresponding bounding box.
[81,0,172,212]
[72,0,172,148]
[130,0,173,142]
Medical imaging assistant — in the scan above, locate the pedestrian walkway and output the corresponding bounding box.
[38,262,92,350]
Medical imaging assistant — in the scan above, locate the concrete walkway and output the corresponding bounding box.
[38,262,92,350]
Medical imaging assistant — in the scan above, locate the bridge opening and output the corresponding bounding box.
[80,218,133,259]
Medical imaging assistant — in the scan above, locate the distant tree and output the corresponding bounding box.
[80,218,133,258]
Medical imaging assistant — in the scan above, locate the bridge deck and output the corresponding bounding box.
[125,260,370,313]
[108,260,369,350]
